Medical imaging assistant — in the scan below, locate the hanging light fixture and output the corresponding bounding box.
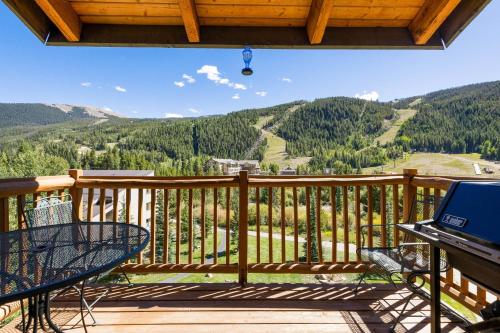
[241,46,253,76]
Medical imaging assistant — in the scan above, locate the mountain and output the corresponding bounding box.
[0,80,498,178]
[277,97,394,156]
[0,103,123,128]
[394,81,500,158]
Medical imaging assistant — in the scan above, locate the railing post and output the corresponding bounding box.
[238,170,249,286]
[0,197,9,232]
[403,168,418,223]
[69,169,83,220]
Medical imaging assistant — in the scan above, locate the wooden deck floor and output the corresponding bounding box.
[3,283,466,333]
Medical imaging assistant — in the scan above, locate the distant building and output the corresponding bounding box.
[82,170,154,230]
[323,168,333,175]
[280,166,296,175]
[206,158,261,175]
[239,160,261,175]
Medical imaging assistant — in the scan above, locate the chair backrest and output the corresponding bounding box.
[407,192,443,224]
[23,194,75,229]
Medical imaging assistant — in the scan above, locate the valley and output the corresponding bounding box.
[0,80,498,178]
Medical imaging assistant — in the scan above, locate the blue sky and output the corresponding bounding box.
[0,2,499,118]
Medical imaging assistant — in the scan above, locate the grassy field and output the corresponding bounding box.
[262,129,311,168]
[119,234,354,284]
[365,152,499,177]
[375,108,417,145]
[253,115,273,130]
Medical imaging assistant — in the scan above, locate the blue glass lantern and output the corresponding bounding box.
[241,46,253,76]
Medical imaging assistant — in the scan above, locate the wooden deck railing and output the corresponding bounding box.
[0,169,497,315]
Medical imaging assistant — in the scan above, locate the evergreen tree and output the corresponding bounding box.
[303,188,319,262]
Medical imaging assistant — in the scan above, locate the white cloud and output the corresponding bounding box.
[355,91,379,101]
[174,81,185,88]
[197,65,223,82]
[81,82,92,88]
[231,83,247,90]
[131,110,139,114]
[232,94,240,100]
[188,108,200,114]
[197,65,246,90]
[165,113,184,118]
[115,86,127,93]
[182,74,196,84]
[281,77,292,83]
[102,107,113,112]
[256,91,268,97]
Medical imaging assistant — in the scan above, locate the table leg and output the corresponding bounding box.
[23,293,64,333]
[32,296,38,333]
[44,292,64,333]
[430,245,441,333]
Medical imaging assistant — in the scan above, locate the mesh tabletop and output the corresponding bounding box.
[0,222,149,304]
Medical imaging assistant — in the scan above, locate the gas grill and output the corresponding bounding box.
[415,181,500,295]
[398,181,500,333]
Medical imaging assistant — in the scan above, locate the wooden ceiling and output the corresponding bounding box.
[2,0,491,48]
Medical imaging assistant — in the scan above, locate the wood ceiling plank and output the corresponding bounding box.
[178,0,200,42]
[71,2,181,16]
[69,0,179,3]
[35,0,81,41]
[80,15,183,25]
[306,0,334,44]
[200,17,306,27]
[330,6,421,20]
[195,4,309,19]
[332,0,424,6]
[328,18,410,28]
[195,0,312,5]
[409,0,462,44]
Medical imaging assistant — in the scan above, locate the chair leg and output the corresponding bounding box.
[391,291,415,332]
[119,264,133,287]
[388,273,400,290]
[79,280,89,333]
[71,285,97,326]
[354,268,369,294]
[20,299,27,333]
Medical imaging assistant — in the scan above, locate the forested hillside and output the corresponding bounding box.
[277,97,394,156]
[0,103,120,128]
[0,81,498,179]
[395,81,500,160]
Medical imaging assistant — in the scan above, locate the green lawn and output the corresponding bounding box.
[364,152,498,177]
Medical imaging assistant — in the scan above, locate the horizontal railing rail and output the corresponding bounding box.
[0,169,497,315]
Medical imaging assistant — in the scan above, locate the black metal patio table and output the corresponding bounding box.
[0,222,149,332]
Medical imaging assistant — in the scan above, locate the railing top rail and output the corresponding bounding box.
[0,175,75,198]
[249,174,405,179]
[78,175,238,181]
[248,175,406,187]
[75,177,239,189]
[411,176,500,191]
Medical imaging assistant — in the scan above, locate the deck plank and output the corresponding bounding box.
[2,283,465,333]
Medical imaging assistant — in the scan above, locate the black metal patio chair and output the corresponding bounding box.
[355,192,450,331]
[21,193,131,327]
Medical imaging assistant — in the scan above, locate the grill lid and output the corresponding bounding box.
[433,181,500,248]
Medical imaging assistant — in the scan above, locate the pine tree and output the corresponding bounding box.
[303,188,319,262]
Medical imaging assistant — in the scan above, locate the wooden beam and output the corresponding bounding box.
[47,26,444,49]
[409,0,462,45]
[306,0,334,44]
[1,0,51,42]
[178,0,200,43]
[440,0,491,47]
[34,0,81,42]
